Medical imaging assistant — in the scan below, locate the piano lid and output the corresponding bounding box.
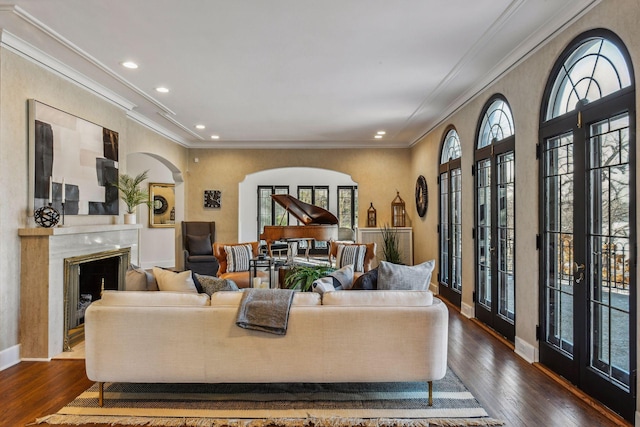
[271,194,338,225]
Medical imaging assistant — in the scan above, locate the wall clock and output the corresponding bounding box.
[415,175,428,217]
[204,190,221,208]
[153,195,169,214]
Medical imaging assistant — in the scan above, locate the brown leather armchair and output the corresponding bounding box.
[182,221,218,276]
[213,241,261,288]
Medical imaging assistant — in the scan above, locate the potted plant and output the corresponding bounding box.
[283,264,336,292]
[112,170,152,224]
[381,224,402,264]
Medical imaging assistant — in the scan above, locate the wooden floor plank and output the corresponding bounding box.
[1,302,631,427]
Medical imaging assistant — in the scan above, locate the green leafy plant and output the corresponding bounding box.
[381,224,402,264]
[284,265,336,292]
[111,170,152,214]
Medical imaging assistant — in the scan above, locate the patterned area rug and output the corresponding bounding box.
[36,368,503,427]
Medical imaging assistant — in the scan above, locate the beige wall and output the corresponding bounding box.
[410,0,640,357]
[0,48,188,358]
[185,148,413,243]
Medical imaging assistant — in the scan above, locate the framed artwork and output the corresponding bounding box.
[28,99,119,216]
[204,190,221,208]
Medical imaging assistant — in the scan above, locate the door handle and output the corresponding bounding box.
[573,262,585,284]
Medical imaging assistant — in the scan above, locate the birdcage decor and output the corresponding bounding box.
[391,191,406,227]
[367,202,377,227]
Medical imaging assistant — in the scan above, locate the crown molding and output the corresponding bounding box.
[5,5,176,116]
[408,0,601,147]
[126,110,189,148]
[0,30,137,111]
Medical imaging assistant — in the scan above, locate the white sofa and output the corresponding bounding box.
[85,289,449,406]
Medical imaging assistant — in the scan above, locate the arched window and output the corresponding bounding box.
[538,30,635,421]
[477,99,514,149]
[546,37,632,120]
[438,128,462,306]
[474,95,516,341]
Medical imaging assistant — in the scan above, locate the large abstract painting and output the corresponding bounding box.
[29,100,119,216]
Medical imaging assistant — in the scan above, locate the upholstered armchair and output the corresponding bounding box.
[182,221,218,276]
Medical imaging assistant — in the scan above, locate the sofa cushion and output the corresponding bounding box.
[336,244,366,272]
[352,267,378,290]
[211,290,321,306]
[377,260,435,291]
[187,234,213,255]
[195,273,239,296]
[100,290,210,306]
[152,267,198,293]
[321,290,433,306]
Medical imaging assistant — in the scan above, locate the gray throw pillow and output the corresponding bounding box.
[377,260,435,291]
[187,234,213,255]
[194,273,239,296]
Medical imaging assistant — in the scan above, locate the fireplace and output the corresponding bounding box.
[63,247,130,350]
[19,224,140,359]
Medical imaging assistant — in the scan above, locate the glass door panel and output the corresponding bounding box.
[476,158,492,310]
[542,133,575,357]
[440,172,450,286]
[588,113,631,389]
[451,168,462,293]
[497,152,515,322]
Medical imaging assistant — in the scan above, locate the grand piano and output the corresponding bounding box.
[260,194,338,258]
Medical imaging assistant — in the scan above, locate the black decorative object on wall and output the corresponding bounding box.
[204,190,221,208]
[415,175,428,217]
[34,205,60,228]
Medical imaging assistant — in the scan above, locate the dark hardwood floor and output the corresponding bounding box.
[1,301,631,427]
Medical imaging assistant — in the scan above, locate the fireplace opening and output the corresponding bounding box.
[64,248,130,350]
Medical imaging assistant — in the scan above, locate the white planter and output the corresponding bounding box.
[124,213,137,224]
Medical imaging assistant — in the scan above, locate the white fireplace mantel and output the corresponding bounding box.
[19,224,141,360]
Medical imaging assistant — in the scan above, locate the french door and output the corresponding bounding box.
[539,93,636,420]
[475,139,516,341]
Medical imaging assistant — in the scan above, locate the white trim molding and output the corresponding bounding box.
[0,344,21,371]
[515,336,539,364]
[461,302,474,319]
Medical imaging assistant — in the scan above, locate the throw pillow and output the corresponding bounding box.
[329,264,354,290]
[312,276,336,295]
[187,234,213,255]
[336,244,366,272]
[125,264,148,291]
[352,267,379,290]
[152,267,198,293]
[377,260,435,291]
[194,273,239,296]
[224,244,253,272]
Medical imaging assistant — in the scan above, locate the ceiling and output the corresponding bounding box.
[0,0,598,149]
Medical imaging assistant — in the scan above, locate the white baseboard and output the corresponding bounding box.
[0,344,21,371]
[461,302,474,319]
[514,336,538,363]
[635,410,639,426]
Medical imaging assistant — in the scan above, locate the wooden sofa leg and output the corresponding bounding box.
[428,381,433,406]
[98,382,104,407]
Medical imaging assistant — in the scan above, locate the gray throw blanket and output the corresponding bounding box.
[236,289,295,335]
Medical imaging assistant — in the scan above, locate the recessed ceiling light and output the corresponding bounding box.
[121,61,138,69]
[377,131,386,135]
[374,135,383,139]
[211,135,220,140]
[195,124,206,130]
[155,87,169,93]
